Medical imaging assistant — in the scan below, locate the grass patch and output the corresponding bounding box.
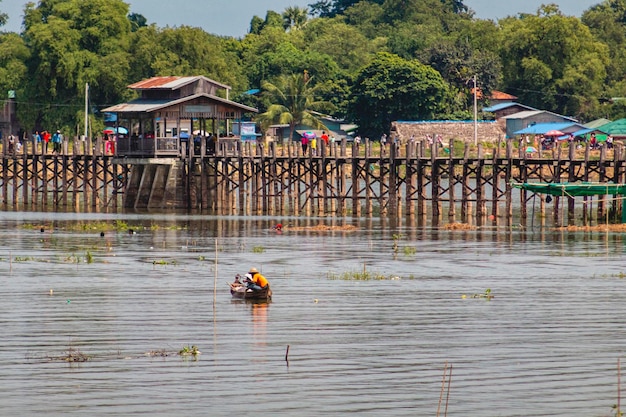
[327,270,400,281]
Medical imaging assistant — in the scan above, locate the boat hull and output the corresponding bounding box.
[230,285,272,301]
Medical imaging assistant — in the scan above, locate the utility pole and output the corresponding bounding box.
[473,75,478,146]
[84,83,89,141]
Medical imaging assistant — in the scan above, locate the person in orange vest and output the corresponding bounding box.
[245,267,269,291]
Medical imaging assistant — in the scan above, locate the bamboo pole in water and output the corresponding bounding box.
[213,238,218,306]
[444,364,452,417]
[618,358,621,417]
[437,361,448,417]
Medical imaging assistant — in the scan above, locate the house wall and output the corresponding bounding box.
[505,115,572,138]
[391,121,506,143]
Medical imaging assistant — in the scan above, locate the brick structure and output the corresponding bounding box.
[391,120,507,144]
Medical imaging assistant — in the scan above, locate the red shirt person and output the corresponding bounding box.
[321,131,329,146]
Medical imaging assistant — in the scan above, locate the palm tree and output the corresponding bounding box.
[256,72,334,141]
[282,6,308,31]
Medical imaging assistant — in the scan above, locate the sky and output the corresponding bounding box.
[2,0,603,38]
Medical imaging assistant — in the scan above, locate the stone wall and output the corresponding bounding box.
[391,120,507,144]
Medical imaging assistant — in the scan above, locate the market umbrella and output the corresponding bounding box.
[525,146,538,153]
[103,126,128,135]
[544,130,564,137]
[302,131,316,139]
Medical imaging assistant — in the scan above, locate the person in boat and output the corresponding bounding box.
[245,267,269,291]
[233,274,242,285]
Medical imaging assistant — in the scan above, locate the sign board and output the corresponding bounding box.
[240,123,256,136]
[8,90,15,99]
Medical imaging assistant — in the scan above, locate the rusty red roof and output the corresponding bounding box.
[127,75,230,91]
[490,90,518,100]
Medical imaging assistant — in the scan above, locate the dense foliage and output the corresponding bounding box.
[0,0,624,137]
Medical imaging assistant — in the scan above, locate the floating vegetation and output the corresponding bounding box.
[327,270,399,281]
[284,225,358,232]
[559,224,626,232]
[443,223,476,231]
[252,246,265,253]
[57,346,90,362]
[179,345,201,356]
[146,349,172,357]
[152,259,177,266]
[14,256,35,262]
[85,251,93,264]
[464,288,494,300]
[403,246,417,255]
[197,255,206,261]
[21,221,187,233]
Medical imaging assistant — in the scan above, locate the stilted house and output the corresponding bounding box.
[102,76,257,157]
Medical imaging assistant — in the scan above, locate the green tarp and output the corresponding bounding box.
[512,182,626,197]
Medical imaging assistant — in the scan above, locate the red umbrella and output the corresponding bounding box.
[544,130,564,137]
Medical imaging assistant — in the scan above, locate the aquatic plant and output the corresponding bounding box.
[327,270,396,281]
[472,288,494,300]
[252,246,265,253]
[61,346,90,362]
[14,256,35,262]
[85,251,93,264]
[179,345,200,356]
[403,246,417,255]
[152,259,177,265]
[146,349,171,357]
[392,234,401,253]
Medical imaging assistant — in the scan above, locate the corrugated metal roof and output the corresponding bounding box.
[128,75,230,91]
[584,118,612,129]
[102,94,257,114]
[490,90,518,100]
[502,110,578,122]
[149,93,257,113]
[128,76,187,89]
[101,99,171,113]
[513,122,581,135]
[483,102,536,112]
[502,110,545,119]
[594,118,626,136]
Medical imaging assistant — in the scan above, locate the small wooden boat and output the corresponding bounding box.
[229,283,272,301]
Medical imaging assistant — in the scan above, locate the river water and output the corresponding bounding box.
[0,211,625,416]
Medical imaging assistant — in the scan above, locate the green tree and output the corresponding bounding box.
[128,12,147,32]
[309,0,385,18]
[0,0,7,27]
[21,0,132,131]
[304,19,378,73]
[348,52,453,137]
[283,6,309,31]
[583,1,626,91]
[127,25,247,93]
[498,5,609,117]
[256,72,334,140]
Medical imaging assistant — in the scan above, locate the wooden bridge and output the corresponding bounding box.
[1,135,624,226]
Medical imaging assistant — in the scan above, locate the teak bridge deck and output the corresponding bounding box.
[1,138,624,226]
